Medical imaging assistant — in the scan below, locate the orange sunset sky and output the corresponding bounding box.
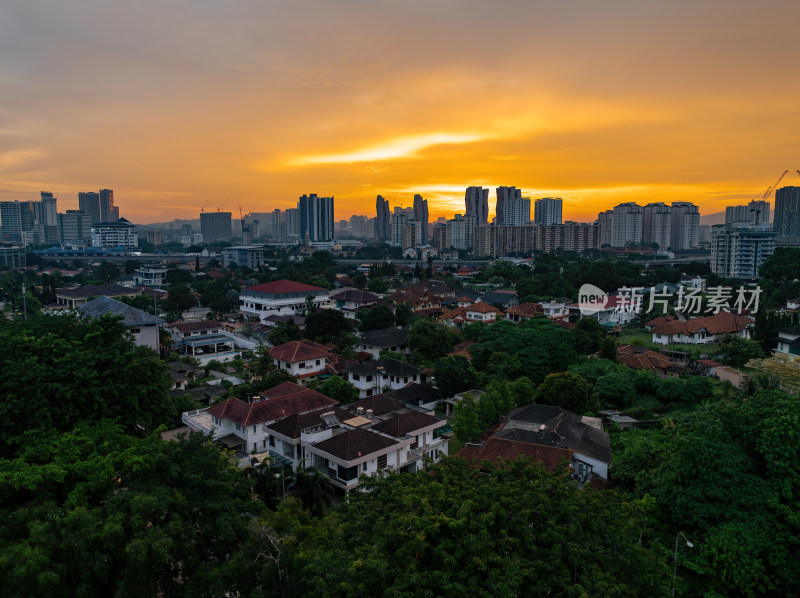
[2,0,800,224]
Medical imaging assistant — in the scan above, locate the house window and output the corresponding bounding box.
[337,465,358,481]
[299,362,305,369]
[377,454,387,470]
[235,423,244,433]
[269,436,275,448]
[366,375,373,382]
[316,359,320,365]
[352,374,360,381]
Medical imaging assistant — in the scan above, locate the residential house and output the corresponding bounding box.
[480,290,518,309]
[570,294,639,327]
[773,325,800,359]
[56,283,140,308]
[506,302,544,322]
[466,403,612,484]
[181,381,338,455]
[343,358,425,398]
[616,345,675,374]
[238,279,331,322]
[356,326,410,359]
[646,311,754,345]
[330,289,384,319]
[269,339,332,378]
[165,320,240,365]
[133,264,169,289]
[459,437,575,474]
[78,295,164,352]
[439,302,504,329]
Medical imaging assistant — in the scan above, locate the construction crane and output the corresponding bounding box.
[755,170,788,202]
[748,170,787,225]
[239,205,251,243]
[200,200,209,213]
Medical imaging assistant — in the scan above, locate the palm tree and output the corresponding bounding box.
[293,467,333,516]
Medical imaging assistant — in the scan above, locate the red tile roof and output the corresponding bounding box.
[458,437,574,472]
[616,345,673,371]
[330,289,382,303]
[647,310,753,336]
[244,279,326,294]
[269,339,332,362]
[506,302,544,317]
[207,382,337,426]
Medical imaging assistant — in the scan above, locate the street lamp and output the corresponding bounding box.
[672,532,694,597]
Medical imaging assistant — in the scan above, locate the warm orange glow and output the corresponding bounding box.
[1,2,799,225]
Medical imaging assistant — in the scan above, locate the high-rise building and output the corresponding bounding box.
[446,214,477,250]
[391,209,413,247]
[432,223,448,252]
[349,215,373,239]
[0,201,36,243]
[200,211,233,242]
[298,194,334,242]
[413,194,429,244]
[465,187,489,224]
[726,200,770,226]
[503,196,531,226]
[670,202,700,250]
[375,195,391,241]
[597,210,613,247]
[610,203,642,247]
[91,218,138,248]
[285,208,300,239]
[535,222,599,253]
[711,223,775,279]
[774,187,800,242]
[642,203,672,250]
[58,210,91,243]
[79,192,101,224]
[99,189,118,222]
[495,186,523,225]
[474,225,536,258]
[39,192,59,243]
[533,198,563,225]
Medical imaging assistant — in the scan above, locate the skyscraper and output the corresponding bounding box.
[725,200,770,226]
[670,202,700,250]
[79,192,101,224]
[533,198,563,225]
[200,211,233,242]
[711,223,775,279]
[642,203,672,250]
[774,187,800,241]
[495,186,522,225]
[99,189,118,222]
[375,195,391,241]
[465,187,489,224]
[298,194,334,242]
[610,203,642,247]
[40,191,59,243]
[413,194,429,244]
[391,209,412,247]
[0,201,36,243]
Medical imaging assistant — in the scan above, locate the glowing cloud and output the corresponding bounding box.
[289,132,483,165]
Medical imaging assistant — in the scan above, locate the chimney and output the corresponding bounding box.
[366,409,373,420]
[357,407,364,416]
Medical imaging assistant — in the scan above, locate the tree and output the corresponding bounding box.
[433,355,481,397]
[305,309,353,347]
[318,376,359,404]
[470,319,579,385]
[0,422,259,596]
[291,458,671,596]
[367,277,389,293]
[595,371,637,408]
[407,318,456,363]
[599,336,617,361]
[394,302,415,326]
[165,267,194,285]
[162,283,197,313]
[534,372,598,413]
[0,313,175,456]
[716,334,764,368]
[570,317,607,354]
[759,246,800,285]
[91,261,120,282]
[293,467,333,516]
[268,320,300,346]
[357,304,396,332]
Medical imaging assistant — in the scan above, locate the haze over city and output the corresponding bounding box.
[2,0,800,223]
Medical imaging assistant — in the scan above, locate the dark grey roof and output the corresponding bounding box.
[347,395,406,416]
[386,383,441,406]
[481,291,517,305]
[79,295,164,326]
[360,326,408,348]
[371,411,442,437]
[57,284,137,299]
[345,358,421,378]
[497,404,612,463]
[312,428,400,461]
[775,325,800,335]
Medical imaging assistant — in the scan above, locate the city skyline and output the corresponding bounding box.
[2,1,800,223]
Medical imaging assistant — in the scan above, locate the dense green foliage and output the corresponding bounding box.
[611,390,800,597]
[433,355,482,398]
[0,313,175,457]
[534,372,598,413]
[0,422,257,597]
[453,378,535,442]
